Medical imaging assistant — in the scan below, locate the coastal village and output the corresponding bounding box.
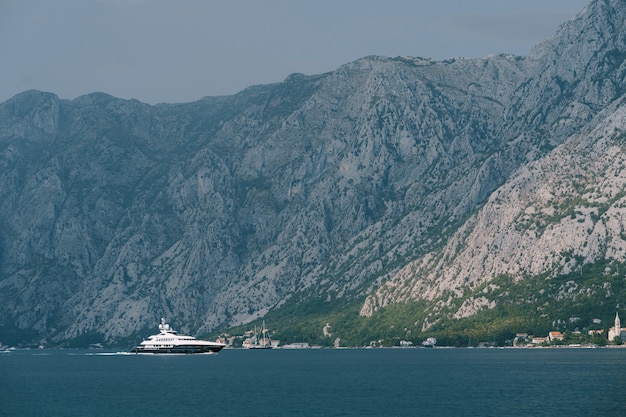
[212,312,626,350]
[511,312,626,348]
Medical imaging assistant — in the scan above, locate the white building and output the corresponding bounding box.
[608,312,626,341]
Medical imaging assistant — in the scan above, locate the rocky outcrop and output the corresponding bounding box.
[1,0,625,344]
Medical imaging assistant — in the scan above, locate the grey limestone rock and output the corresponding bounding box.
[1,0,625,344]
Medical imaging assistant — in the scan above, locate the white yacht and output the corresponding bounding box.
[131,318,226,354]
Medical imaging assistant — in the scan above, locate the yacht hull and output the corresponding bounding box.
[131,345,224,354]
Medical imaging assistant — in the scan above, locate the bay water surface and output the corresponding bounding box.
[1,348,625,416]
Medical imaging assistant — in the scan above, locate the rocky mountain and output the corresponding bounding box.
[1,0,625,346]
[361,0,626,326]
[361,101,626,316]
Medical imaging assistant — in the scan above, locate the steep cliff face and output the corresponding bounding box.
[362,0,626,320]
[1,0,624,345]
[506,0,626,145]
[362,101,626,318]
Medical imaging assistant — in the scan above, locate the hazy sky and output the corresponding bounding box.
[1,0,590,104]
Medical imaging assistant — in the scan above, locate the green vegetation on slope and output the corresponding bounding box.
[219,258,626,347]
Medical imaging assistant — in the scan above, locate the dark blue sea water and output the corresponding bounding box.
[1,348,625,417]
